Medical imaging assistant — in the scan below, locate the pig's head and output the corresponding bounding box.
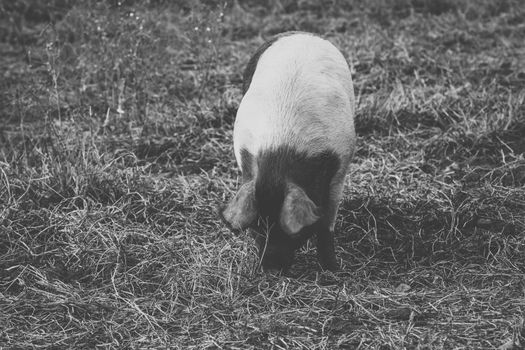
[220,180,320,270]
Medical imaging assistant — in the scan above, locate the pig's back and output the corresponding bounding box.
[234,32,356,167]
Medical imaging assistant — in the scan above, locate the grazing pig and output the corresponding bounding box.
[221,32,356,271]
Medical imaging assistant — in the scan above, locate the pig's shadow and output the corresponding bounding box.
[290,195,513,279]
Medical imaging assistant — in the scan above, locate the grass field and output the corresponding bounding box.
[1,0,525,348]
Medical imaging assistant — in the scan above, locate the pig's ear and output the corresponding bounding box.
[221,181,257,231]
[280,183,320,236]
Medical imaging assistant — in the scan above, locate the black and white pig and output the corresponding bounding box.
[221,32,356,271]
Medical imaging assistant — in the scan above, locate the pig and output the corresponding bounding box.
[220,32,356,271]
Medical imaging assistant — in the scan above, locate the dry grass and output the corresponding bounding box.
[1,0,524,348]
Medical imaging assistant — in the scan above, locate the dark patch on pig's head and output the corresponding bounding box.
[248,145,340,270]
[255,146,340,207]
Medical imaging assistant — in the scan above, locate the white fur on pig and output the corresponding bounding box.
[233,32,356,168]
